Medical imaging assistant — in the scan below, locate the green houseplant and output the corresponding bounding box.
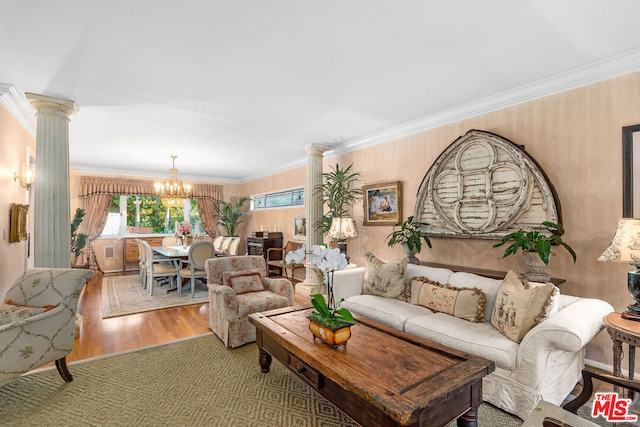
[492,220,577,265]
[308,293,355,349]
[214,197,249,236]
[314,163,361,235]
[386,216,432,264]
[70,208,88,267]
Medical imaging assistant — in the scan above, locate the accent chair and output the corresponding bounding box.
[0,268,93,386]
[205,256,295,348]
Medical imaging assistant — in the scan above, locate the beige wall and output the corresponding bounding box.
[235,72,640,366]
[0,104,35,297]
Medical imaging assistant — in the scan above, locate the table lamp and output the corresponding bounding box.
[328,217,358,257]
[599,218,640,318]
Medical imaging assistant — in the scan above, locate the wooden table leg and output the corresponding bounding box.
[457,408,478,427]
[613,338,623,377]
[258,347,272,373]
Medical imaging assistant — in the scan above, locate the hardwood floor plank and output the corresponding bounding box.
[66,272,210,363]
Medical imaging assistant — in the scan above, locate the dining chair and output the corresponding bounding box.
[162,235,182,247]
[134,238,147,287]
[178,241,215,297]
[140,240,179,296]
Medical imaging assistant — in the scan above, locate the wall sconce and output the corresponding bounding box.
[14,163,35,190]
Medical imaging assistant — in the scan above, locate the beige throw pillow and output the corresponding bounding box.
[491,270,558,343]
[362,252,409,300]
[412,277,486,323]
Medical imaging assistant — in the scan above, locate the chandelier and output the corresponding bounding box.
[154,155,192,208]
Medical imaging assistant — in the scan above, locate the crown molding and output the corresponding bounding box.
[329,48,640,158]
[0,83,35,136]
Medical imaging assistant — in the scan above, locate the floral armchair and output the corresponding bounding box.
[205,256,295,348]
[0,268,93,386]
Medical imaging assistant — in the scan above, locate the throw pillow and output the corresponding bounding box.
[222,270,265,294]
[490,270,558,343]
[0,299,56,326]
[412,277,486,323]
[362,252,409,301]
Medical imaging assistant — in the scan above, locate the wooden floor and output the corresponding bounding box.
[67,272,211,363]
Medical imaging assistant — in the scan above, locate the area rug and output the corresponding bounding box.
[0,334,606,427]
[101,275,209,318]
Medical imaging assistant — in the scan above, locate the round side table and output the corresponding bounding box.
[603,312,640,380]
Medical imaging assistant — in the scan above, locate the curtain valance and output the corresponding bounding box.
[78,176,222,200]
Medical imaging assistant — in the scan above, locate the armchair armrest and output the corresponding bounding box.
[333,267,366,301]
[0,305,65,333]
[266,247,285,261]
[207,282,239,321]
[263,277,295,305]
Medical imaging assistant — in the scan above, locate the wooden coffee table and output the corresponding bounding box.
[249,306,495,427]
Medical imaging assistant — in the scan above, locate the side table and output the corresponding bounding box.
[603,312,640,380]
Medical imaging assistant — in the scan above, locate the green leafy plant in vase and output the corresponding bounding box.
[307,293,355,349]
[386,216,432,264]
[493,220,577,282]
[70,208,88,267]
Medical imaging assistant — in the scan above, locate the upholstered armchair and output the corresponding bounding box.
[0,268,93,386]
[205,256,295,348]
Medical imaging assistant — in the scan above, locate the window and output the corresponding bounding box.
[251,187,304,210]
[100,196,202,236]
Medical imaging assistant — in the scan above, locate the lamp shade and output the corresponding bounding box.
[327,217,358,239]
[599,218,640,265]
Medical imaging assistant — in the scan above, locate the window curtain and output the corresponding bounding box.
[77,176,222,237]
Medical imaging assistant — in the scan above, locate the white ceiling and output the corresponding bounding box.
[3,1,640,182]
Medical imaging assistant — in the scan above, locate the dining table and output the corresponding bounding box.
[151,246,189,293]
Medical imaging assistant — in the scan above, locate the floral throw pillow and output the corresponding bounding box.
[362,252,409,301]
[0,299,56,326]
[490,270,558,343]
[223,270,265,294]
[412,277,486,323]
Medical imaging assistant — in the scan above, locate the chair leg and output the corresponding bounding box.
[191,276,196,298]
[55,357,73,382]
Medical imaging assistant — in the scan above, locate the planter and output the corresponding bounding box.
[308,318,351,349]
[401,243,420,265]
[522,251,551,282]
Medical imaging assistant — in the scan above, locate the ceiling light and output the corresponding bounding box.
[154,155,192,208]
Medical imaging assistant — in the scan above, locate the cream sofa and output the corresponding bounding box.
[333,263,614,419]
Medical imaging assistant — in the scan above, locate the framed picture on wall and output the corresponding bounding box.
[9,203,29,243]
[294,215,306,240]
[362,181,402,226]
[623,124,640,217]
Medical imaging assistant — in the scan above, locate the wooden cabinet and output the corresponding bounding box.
[246,232,282,259]
[123,236,165,272]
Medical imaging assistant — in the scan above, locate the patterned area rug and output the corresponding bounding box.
[101,275,209,318]
[0,333,605,426]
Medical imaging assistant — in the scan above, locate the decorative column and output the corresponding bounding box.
[296,144,328,297]
[26,93,76,268]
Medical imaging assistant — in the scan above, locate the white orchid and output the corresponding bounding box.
[308,245,348,273]
[284,244,306,265]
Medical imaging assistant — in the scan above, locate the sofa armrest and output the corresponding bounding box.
[263,277,295,305]
[0,305,66,333]
[514,297,614,387]
[207,282,239,321]
[333,267,366,301]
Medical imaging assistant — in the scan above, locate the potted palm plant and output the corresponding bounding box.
[314,163,361,235]
[70,208,88,267]
[214,197,249,236]
[307,293,356,349]
[386,216,432,264]
[493,220,577,281]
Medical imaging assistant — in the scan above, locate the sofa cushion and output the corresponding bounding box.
[406,265,453,296]
[448,272,504,322]
[0,300,56,326]
[223,270,265,294]
[362,253,409,301]
[341,294,432,331]
[412,277,486,323]
[405,313,519,371]
[491,270,557,343]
